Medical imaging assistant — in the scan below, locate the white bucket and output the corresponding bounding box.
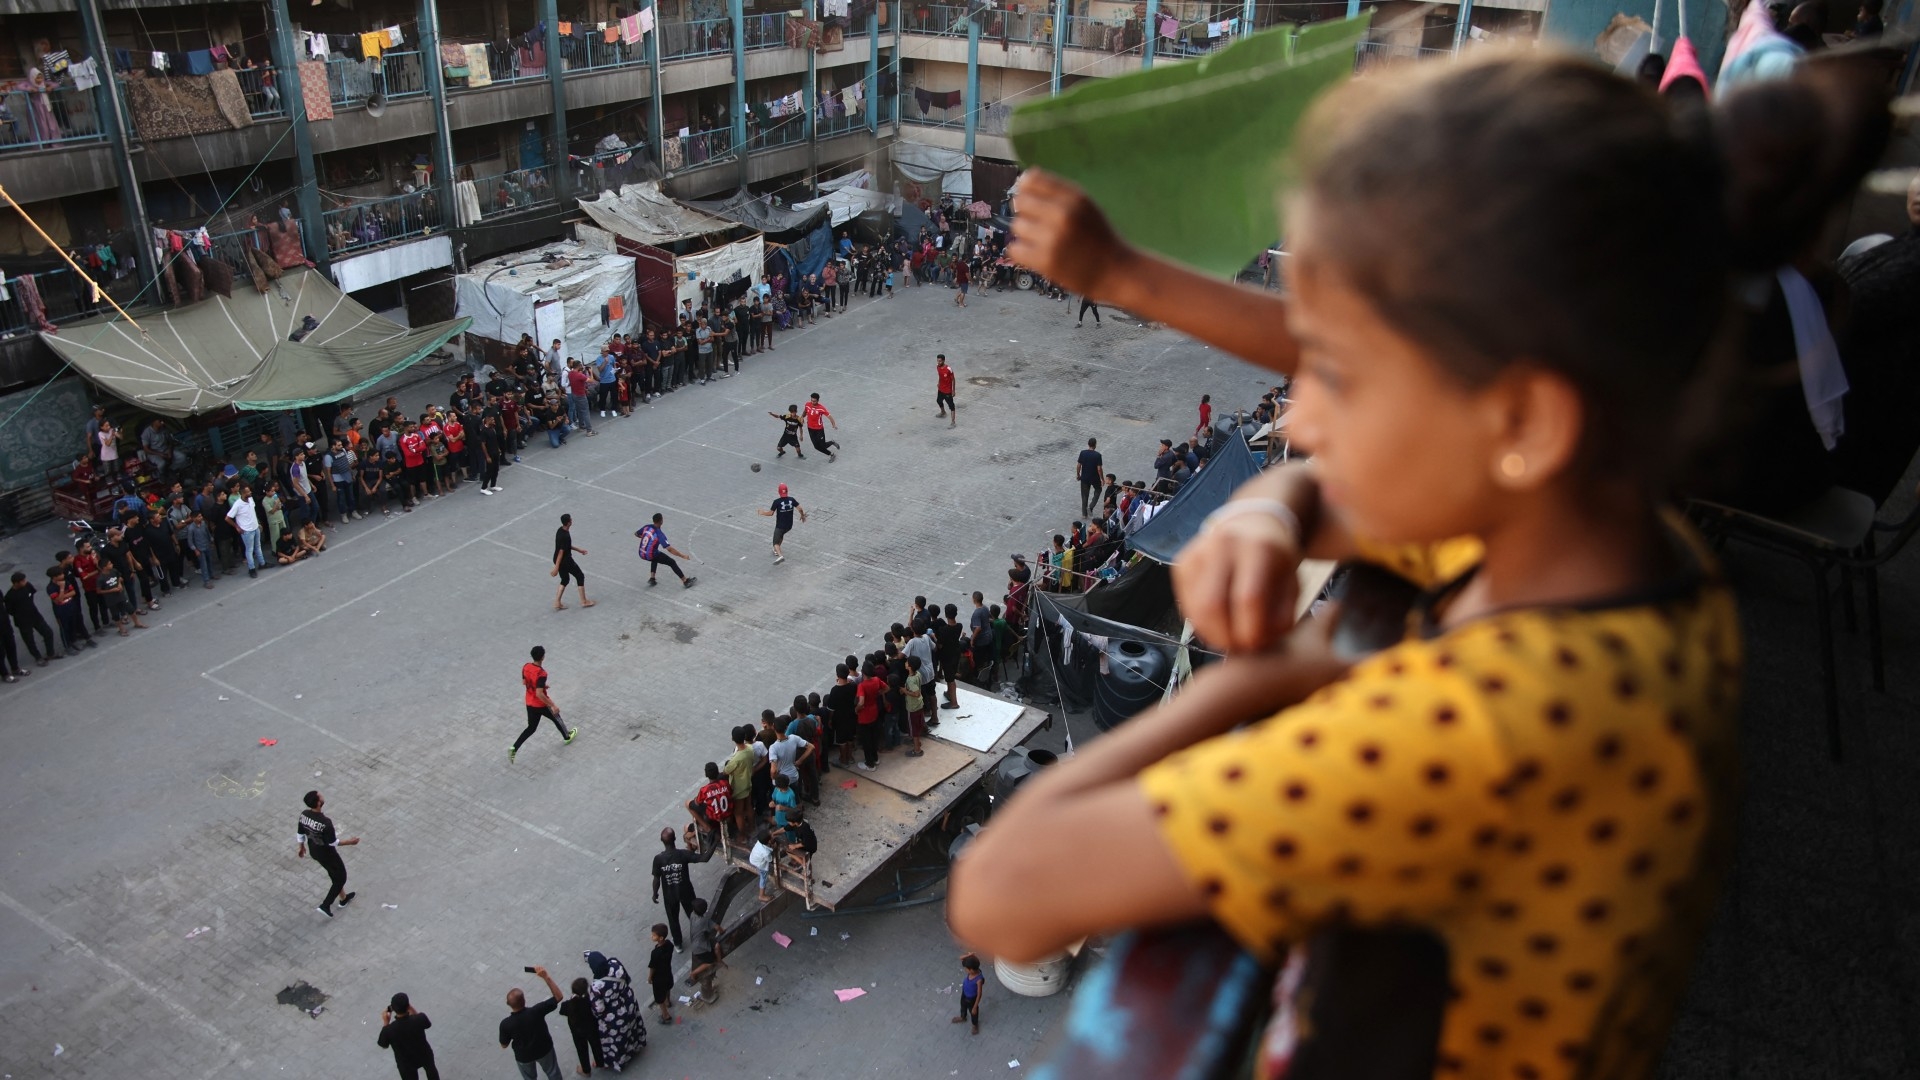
[994,951,1073,997]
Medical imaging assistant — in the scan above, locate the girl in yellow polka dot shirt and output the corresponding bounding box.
[950,53,1889,1079]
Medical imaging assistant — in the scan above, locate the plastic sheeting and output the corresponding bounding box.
[1127,434,1264,564]
[575,181,742,246]
[43,268,468,418]
[682,189,830,238]
[891,141,973,199]
[792,185,900,227]
[674,235,764,310]
[767,221,834,292]
[455,243,641,371]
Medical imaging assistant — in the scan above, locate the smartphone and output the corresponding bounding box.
[524,966,538,974]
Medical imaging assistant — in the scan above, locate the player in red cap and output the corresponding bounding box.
[757,483,807,564]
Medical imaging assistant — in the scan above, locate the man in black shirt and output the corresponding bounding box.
[377,992,440,1080]
[143,510,186,591]
[499,966,566,1080]
[296,790,360,916]
[4,572,59,664]
[770,405,807,460]
[551,513,593,611]
[934,604,965,709]
[652,826,713,951]
[757,482,806,563]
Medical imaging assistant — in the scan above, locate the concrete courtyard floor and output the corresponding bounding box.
[0,280,1263,1079]
[3,273,1918,1079]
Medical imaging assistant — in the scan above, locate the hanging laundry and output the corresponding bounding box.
[621,14,644,44]
[298,60,334,119]
[112,48,132,72]
[941,89,964,109]
[210,44,230,65]
[914,86,931,114]
[69,57,100,91]
[17,275,54,333]
[1159,13,1177,39]
[151,51,170,72]
[384,25,405,48]
[463,43,492,85]
[42,50,69,78]
[0,272,11,302]
[186,50,215,75]
[307,33,328,59]
[440,41,467,67]
[558,21,572,35]
[168,52,193,73]
[1226,17,1239,33]
[604,26,620,43]
[638,8,656,35]
[359,31,386,61]
[1206,21,1221,37]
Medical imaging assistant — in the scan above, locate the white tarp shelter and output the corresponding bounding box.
[572,182,764,327]
[891,142,973,200]
[454,242,641,371]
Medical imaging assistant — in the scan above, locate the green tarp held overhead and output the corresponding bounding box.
[1009,15,1370,279]
[39,268,470,418]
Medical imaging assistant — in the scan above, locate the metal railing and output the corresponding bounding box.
[231,65,287,119]
[814,111,865,137]
[901,87,965,126]
[1355,40,1453,67]
[744,13,790,50]
[474,166,559,217]
[327,50,427,110]
[205,228,264,278]
[566,34,648,72]
[664,125,733,169]
[904,4,970,36]
[0,84,106,153]
[0,266,137,339]
[983,8,1050,44]
[321,190,445,257]
[1063,15,1132,50]
[749,114,807,151]
[661,18,734,60]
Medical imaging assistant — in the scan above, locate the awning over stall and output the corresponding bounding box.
[1127,434,1263,564]
[683,189,830,237]
[455,242,641,370]
[40,268,468,418]
[575,182,744,246]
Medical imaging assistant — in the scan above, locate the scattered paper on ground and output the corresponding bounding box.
[834,987,866,1003]
[772,931,792,948]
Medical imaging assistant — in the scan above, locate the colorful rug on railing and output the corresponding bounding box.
[123,72,248,141]
[298,61,333,121]
[207,69,254,129]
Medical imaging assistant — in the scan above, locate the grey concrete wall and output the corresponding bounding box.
[0,143,118,201]
[444,80,555,132]
[133,122,295,183]
[662,55,735,94]
[565,66,652,111]
[308,99,437,154]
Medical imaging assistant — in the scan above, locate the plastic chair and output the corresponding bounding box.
[1689,483,1920,760]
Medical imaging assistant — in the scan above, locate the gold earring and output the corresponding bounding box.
[1499,453,1527,481]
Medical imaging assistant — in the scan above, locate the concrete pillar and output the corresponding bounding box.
[730,0,748,188]
[265,0,326,271]
[1242,0,1256,33]
[804,33,816,142]
[648,10,666,169]
[1050,0,1065,95]
[865,8,880,132]
[965,15,980,155]
[1453,0,1475,51]
[1143,0,1160,66]
[418,0,459,223]
[77,0,157,301]
[541,0,570,198]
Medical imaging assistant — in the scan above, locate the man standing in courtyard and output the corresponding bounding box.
[803,393,840,461]
[499,966,566,1080]
[637,513,696,588]
[757,483,807,564]
[935,355,957,428]
[515,645,578,761]
[296,790,359,917]
[1076,438,1103,517]
[377,992,440,1080]
[651,826,712,951]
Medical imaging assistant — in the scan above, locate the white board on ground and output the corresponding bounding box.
[932,688,1026,753]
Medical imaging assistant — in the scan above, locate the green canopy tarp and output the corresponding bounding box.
[39,268,469,418]
[1009,15,1370,279]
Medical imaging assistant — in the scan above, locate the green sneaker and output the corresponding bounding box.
[508,745,517,762]
[564,728,579,745]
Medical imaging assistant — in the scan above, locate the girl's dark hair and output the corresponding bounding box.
[1289,51,1888,482]
[572,977,589,995]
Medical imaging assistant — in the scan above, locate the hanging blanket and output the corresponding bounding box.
[440,41,469,69]
[122,73,247,141]
[463,43,492,86]
[17,273,55,332]
[208,69,254,129]
[299,61,333,120]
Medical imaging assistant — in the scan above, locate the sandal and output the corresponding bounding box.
[905,749,925,758]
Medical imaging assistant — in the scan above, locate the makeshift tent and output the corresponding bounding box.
[1127,433,1264,563]
[1024,589,1187,739]
[455,243,640,372]
[891,141,973,200]
[573,182,764,327]
[683,189,830,238]
[42,268,469,418]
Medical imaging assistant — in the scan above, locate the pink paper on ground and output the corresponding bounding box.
[772,931,792,948]
[834,987,867,1003]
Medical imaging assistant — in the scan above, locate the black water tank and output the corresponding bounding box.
[989,745,1059,802]
[1094,639,1172,732]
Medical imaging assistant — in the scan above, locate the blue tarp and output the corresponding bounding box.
[769,221,834,294]
[1127,434,1263,564]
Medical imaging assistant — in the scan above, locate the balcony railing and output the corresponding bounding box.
[566,34,648,72]
[983,9,1051,44]
[475,166,559,217]
[0,84,107,153]
[664,125,734,170]
[1355,40,1453,68]
[901,88,965,127]
[327,51,427,110]
[231,66,287,120]
[904,4,970,36]
[0,265,137,339]
[814,111,865,137]
[1063,15,1135,51]
[748,114,807,151]
[660,19,734,60]
[322,190,445,257]
[744,13,790,50]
